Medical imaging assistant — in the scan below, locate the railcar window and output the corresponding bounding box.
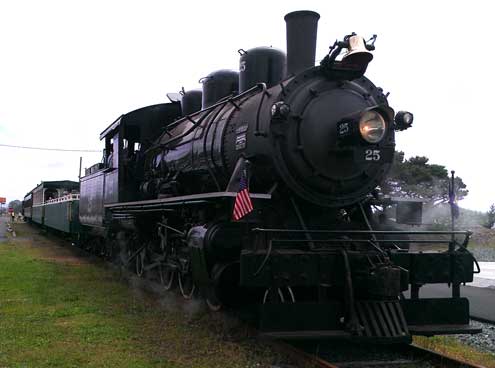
[44,189,58,201]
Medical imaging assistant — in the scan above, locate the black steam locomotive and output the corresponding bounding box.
[24,11,480,342]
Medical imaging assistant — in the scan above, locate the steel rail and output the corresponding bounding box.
[265,340,339,368]
[282,341,486,368]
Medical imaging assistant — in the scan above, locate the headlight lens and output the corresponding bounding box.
[359,111,386,143]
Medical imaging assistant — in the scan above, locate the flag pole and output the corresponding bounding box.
[449,170,456,249]
[449,170,461,298]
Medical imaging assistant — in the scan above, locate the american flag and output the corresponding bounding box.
[233,166,253,221]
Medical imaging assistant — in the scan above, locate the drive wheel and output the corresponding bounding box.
[105,239,116,261]
[92,238,104,257]
[178,272,196,299]
[206,292,222,312]
[135,248,146,277]
[158,264,176,291]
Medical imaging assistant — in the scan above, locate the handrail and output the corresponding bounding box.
[251,228,473,250]
[251,228,473,236]
[145,83,266,155]
[37,194,80,205]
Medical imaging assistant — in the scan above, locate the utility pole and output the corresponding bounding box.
[78,157,82,181]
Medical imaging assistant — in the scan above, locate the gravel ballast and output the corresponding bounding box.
[456,320,495,354]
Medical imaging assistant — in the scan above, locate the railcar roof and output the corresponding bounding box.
[99,103,179,140]
[31,180,80,193]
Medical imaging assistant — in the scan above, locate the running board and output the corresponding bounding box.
[409,324,482,336]
[105,191,271,211]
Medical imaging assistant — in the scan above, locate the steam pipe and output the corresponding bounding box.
[284,10,320,76]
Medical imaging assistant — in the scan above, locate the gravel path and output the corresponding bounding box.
[470,246,495,262]
[0,215,8,241]
[456,320,495,354]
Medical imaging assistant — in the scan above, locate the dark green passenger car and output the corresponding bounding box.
[29,180,80,233]
[44,195,81,233]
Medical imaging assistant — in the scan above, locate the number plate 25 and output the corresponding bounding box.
[355,147,393,163]
[365,149,381,161]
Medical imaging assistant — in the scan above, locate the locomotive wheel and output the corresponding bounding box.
[127,247,133,269]
[84,241,94,254]
[205,295,222,312]
[205,283,222,311]
[105,239,116,261]
[135,249,146,278]
[158,264,176,291]
[97,238,106,257]
[93,241,100,255]
[91,238,102,257]
[178,272,196,299]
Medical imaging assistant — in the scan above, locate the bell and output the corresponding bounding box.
[342,35,373,67]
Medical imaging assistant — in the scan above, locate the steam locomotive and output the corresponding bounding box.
[23,11,480,342]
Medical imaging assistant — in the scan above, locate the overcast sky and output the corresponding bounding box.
[1,0,493,211]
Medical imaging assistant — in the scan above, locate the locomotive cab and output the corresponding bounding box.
[79,103,181,228]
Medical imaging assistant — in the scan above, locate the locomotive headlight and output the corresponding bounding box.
[394,111,414,131]
[359,111,386,143]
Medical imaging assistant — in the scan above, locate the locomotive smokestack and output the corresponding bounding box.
[284,10,320,76]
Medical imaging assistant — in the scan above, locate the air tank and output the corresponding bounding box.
[181,89,202,116]
[238,47,287,93]
[201,70,239,109]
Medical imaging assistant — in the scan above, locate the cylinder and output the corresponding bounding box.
[181,89,202,115]
[284,10,320,76]
[201,69,239,109]
[239,47,287,92]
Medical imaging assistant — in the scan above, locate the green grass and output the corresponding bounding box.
[0,237,287,368]
[0,242,169,367]
[414,336,495,367]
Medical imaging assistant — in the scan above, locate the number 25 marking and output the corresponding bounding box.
[365,149,381,161]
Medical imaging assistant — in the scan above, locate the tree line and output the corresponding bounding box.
[384,151,493,229]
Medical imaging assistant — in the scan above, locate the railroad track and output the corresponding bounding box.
[29,227,489,368]
[279,340,486,368]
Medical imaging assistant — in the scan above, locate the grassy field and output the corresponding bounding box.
[414,336,495,368]
[0,225,292,368]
